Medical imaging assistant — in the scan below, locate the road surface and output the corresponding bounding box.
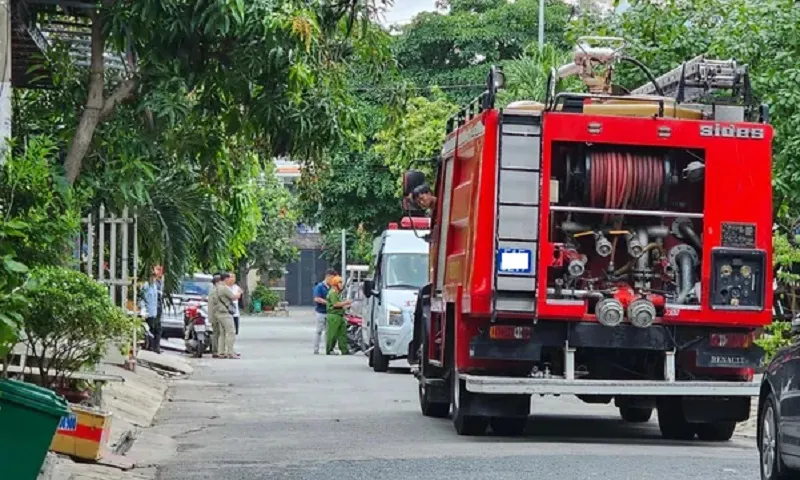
[149,310,760,480]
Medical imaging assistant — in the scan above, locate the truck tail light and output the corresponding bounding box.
[709,332,753,349]
[489,325,531,341]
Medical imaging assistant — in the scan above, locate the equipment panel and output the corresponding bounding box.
[709,248,766,310]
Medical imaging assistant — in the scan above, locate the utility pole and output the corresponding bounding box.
[0,0,11,164]
[341,229,347,277]
[538,0,545,52]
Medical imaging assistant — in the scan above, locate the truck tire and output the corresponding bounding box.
[490,417,527,437]
[657,398,695,440]
[418,322,449,418]
[419,382,450,418]
[619,406,652,423]
[368,344,374,367]
[695,421,736,441]
[372,340,389,373]
[452,376,488,436]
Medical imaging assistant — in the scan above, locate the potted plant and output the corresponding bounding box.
[252,285,280,312]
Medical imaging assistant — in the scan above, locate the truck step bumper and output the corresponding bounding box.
[460,374,760,397]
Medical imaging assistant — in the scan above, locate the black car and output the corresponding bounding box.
[758,317,800,480]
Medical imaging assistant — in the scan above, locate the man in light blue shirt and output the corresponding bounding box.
[140,272,161,353]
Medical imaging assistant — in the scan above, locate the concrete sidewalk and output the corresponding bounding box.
[39,349,192,480]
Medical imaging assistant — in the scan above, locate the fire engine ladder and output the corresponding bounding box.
[629,55,750,105]
[491,108,543,318]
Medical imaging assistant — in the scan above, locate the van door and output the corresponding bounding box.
[363,251,383,347]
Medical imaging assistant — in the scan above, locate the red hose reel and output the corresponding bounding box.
[572,150,672,221]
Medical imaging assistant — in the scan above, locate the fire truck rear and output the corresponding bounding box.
[404,38,772,440]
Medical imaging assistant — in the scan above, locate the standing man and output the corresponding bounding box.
[153,265,164,353]
[213,272,241,359]
[208,273,221,358]
[139,271,161,353]
[313,269,336,355]
[230,274,242,335]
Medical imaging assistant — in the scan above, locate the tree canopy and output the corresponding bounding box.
[393,0,575,103]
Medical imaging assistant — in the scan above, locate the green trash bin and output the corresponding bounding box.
[253,299,262,312]
[0,378,72,480]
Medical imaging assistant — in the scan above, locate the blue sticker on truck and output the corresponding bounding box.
[497,248,532,274]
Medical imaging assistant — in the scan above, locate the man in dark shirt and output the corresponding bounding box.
[409,184,437,212]
[313,269,337,354]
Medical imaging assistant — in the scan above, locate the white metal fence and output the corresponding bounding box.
[78,205,139,367]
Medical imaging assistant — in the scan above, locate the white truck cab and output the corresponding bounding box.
[363,217,430,372]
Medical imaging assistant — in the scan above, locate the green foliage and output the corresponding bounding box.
[251,284,280,309]
[239,165,299,281]
[11,1,396,297]
[321,225,374,267]
[304,149,399,237]
[393,0,574,104]
[774,232,800,286]
[497,43,579,106]
[22,267,138,387]
[0,136,82,267]
[0,220,28,359]
[755,321,792,365]
[375,90,459,189]
[0,135,82,358]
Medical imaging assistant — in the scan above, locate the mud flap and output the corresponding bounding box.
[423,378,450,404]
[681,396,751,423]
[459,390,531,418]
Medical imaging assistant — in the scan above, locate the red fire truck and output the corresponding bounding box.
[403,38,772,440]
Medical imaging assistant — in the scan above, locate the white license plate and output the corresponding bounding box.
[194,325,206,332]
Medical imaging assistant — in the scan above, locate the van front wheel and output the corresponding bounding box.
[372,340,389,373]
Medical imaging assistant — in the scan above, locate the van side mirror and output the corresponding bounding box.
[363,279,374,298]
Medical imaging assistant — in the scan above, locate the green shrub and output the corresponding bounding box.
[252,284,280,309]
[756,231,800,363]
[0,220,29,360]
[22,266,139,387]
[756,321,792,363]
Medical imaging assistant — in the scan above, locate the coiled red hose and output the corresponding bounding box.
[589,151,664,222]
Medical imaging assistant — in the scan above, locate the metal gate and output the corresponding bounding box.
[79,205,138,309]
[77,205,139,367]
[285,249,328,306]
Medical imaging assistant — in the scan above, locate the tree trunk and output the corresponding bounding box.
[64,9,105,185]
[64,5,138,185]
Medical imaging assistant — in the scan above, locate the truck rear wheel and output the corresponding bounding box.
[695,421,736,442]
[619,406,652,423]
[452,376,488,436]
[418,323,449,418]
[490,417,527,437]
[657,399,695,440]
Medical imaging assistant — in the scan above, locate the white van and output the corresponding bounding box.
[362,218,430,372]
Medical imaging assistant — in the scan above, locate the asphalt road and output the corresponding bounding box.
[150,310,761,480]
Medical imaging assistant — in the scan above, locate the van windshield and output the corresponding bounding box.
[383,254,428,290]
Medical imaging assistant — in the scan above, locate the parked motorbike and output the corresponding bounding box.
[183,302,212,358]
[345,314,365,354]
